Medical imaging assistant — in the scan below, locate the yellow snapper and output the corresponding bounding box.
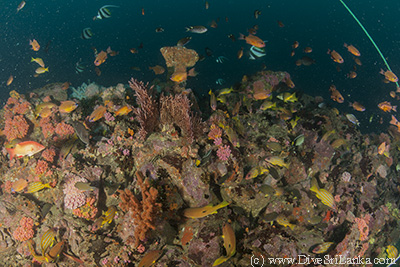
[276,214,295,230]
[277,92,298,103]
[35,102,57,117]
[31,57,45,67]
[245,166,269,180]
[35,67,49,74]
[184,201,230,219]
[259,100,276,110]
[41,229,56,254]
[213,223,236,266]
[27,181,52,193]
[217,87,234,96]
[310,177,336,209]
[387,245,398,259]
[265,156,289,168]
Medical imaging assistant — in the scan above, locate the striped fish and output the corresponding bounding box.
[41,229,56,254]
[310,177,336,209]
[103,205,117,224]
[249,44,266,60]
[81,28,93,40]
[387,245,399,259]
[94,5,119,20]
[276,214,295,230]
[26,181,51,193]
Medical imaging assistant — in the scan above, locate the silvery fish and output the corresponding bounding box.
[346,114,360,126]
[185,25,208,34]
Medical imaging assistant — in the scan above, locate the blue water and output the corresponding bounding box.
[1,0,400,133]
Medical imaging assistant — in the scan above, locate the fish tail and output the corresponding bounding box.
[390,115,398,125]
[288,223,295,230]
[31,57,35,62]
[310,177,319,193]
[213,256,229,266]
[185,27,192,32]
[393,106,397,112]
[5,148,15,161]
[215,201,230,210]
[238,33,245,40]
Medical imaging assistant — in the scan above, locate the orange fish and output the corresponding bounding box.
[141,7,145,15]
[170,72,187,83]
[89,105,107,122]
[347,71,357,79]
[115,105,132,116]
[59,101,78,113]
[390,115,400,132]
[138,250,162,267]
[95,67,101,76]
[61,82,71,90]
[344,43,360,56]
[130,48,138,54]
[184,201,230,219]
[290,50,295,57]
[327,49,344,63]
[303,47,312,53]
[378,101,397,112]
[329,85,344,103]
[285,78,295,88]
[380,69,398,83]
[378,142,388,155]
[239,33,265,48]
[210,20,218,28]
[106,46,119,56]
[6,141,45,161]
[29,39,40,51]
[349,101,365,112]
[94,50,108,66]
[292,41,299,49]
[390,91,396,98]
[237,47,244,59]
[149,65,165,75]
[277,20,285,27]
[11,179,28,193]
[6,75,13,86]
[354,58,362,66]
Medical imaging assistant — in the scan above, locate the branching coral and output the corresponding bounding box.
[118,171,161,247]
[160,94,194,144]
[129,78,159,140]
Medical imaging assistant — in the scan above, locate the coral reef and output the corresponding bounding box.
[0,71,399,266]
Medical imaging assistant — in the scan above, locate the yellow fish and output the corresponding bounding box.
[59,101,78,113]
[276,214,295,230]
[265,156,289,168]
[115,105,132,116]
[310,177,336,209]
[41,229,56,254]
[35,67,49,74]
[213,223,236,266]
[26,181,51,193]
[89,105,107,122]
[218,87,234,96]
[35,102,57,116]
[184,201,230,219]
[31,57,45,67]
[387,245,398,259]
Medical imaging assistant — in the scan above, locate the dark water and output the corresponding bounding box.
[1,0,400,133]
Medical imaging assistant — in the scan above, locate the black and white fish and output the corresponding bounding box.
[93,5,119,20]
[249,45,266,60]
[81,28,93,40]
[75,60,85,74]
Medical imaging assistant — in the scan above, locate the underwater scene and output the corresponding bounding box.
[2,0,400,266]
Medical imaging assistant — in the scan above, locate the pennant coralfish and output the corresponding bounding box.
[184,201,230,219]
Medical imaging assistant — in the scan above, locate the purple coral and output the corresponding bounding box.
[63,173,87,210]
[217,145,231,161]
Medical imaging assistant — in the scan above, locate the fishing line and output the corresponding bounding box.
[339,0,399,88]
